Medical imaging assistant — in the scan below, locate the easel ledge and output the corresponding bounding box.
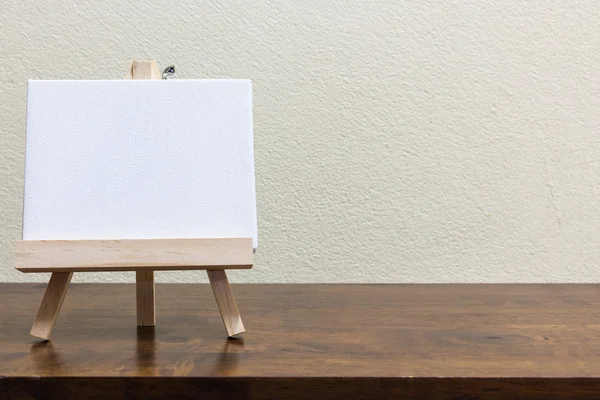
[16,238,253,272]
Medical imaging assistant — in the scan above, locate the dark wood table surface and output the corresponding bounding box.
[1,283,600,399]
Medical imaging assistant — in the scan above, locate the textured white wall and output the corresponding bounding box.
[1,1,599,283]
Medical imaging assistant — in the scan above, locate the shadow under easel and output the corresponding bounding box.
[136,326,157,375]
[209,337,244,376]
[30,341,65,374]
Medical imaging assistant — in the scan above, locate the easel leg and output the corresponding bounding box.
[136,271,156,326]
[30,272,73,340]
[207,270,245,337]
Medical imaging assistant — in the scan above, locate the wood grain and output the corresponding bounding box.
[207,270,245,337]
[29,272,73,340]
[15,238,254,272]
[3,284,600,399]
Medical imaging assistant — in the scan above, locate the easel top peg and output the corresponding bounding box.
[124,60,162,79]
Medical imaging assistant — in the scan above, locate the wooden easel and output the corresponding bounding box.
[15,61,252,340]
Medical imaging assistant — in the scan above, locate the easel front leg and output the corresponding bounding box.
[30,272,73,340]
[207,270,245,337]
[136,271,156,326]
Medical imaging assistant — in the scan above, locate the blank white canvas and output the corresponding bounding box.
[23,79,257,248]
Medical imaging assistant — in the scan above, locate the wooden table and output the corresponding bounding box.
[1,283,600,399]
